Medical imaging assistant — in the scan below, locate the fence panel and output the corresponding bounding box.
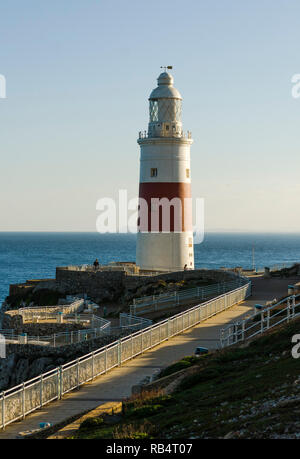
[4,390,23,426]
[93,350,106,376]
[42,372,59,404]
[132,334,142,357]
[79,356,93,383]
[106,345,118,371]
[151,326,160,346]
[121,338,132,362]
[62,364,78,394]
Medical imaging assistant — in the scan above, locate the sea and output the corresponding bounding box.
[0,232,300,306]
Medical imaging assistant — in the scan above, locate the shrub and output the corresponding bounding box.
[125,388,165,410]
[79,417,104,429]
[113,420,154,439]
[159,356,198,378]
[126,404,163,418]
[177,368,221,391]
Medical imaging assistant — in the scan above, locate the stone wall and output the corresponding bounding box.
[0,331,129,391]
[55,268,125,302]
[6,268,240,309]
[9,279,55,296]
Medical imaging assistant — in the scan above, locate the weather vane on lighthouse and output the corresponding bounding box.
[160,65,173,72]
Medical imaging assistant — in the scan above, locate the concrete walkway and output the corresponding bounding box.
[0,276,295,439]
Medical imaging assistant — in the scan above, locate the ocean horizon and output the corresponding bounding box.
[0,231,300,306]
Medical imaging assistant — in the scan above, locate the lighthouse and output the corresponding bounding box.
[136,69,194,272]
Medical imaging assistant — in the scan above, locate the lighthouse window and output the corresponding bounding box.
[151,168,158,177]
[149,100,159,122]
[186,168,190,178]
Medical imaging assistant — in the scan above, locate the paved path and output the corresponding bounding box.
[0,276,296,439]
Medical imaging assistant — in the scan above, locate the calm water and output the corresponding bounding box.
[0,232,300,305]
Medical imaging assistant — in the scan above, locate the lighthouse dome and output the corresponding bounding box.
[149,72,182,100]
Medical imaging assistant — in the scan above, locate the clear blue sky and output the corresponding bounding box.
[0,0,300,232]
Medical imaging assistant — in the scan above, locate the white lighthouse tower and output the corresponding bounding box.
[136,69,194,272]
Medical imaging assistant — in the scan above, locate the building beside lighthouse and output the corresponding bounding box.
[136,70,194,272]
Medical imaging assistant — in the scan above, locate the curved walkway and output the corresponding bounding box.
[0,276,295,439]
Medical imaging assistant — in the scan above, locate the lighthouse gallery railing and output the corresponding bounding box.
[0,280,251,429]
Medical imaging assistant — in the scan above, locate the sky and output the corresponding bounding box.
[0,0,300,233]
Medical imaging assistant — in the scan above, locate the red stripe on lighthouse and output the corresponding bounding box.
[138,182,192,232]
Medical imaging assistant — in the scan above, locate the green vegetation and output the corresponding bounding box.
[130,277,215,302]
[79,417,104,429]
[158,355,199,378]
[71,317,300,439]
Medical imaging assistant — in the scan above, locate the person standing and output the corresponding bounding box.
[93,259,99,270]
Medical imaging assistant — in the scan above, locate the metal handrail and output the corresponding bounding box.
[130,277,248,315]
[0,315,111,347]
[221,293,300,347]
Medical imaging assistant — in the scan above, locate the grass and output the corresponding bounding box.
[157,355,199,378]
[71,317,300,439]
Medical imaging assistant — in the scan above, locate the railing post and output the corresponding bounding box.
[286,297,291,322]
[77,359,80,389]
[118,340,122,366]
[105,347,107,372]
[266,309,270,329]
[22,383,25,419]
[242,320,245,341]
[59,366,63,399]
[92,352,95,379]
[40,375,43,407]
[292,295,296,317]
[1,392,5,429]
[233,324,237,343]
[261,312,264,334]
